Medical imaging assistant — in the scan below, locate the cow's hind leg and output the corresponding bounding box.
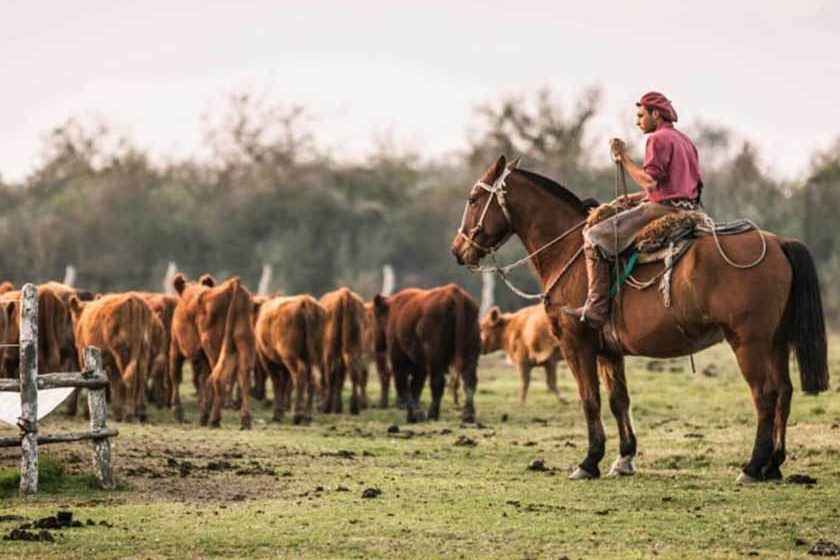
[168,346,185,421]
[264,356,287,422]
[208,351,237,428]
[236,348,253,429]
[284,357,310,425]
[599,354,637,477]
[375,352,392,409]
[427,362,445,421]
[544,359,561,401]
[517,362,533,405]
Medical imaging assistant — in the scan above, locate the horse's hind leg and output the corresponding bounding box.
[731,338,777,483]
[766,343,793,481]
[599,354,637,477]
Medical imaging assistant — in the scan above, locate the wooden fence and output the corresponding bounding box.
[0,283,117,493]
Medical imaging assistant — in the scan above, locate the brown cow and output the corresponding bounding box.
[320,288,367,414]
[372,284,480,423]
[480,305,564,404]
[170,274,256,428]
[0,286,77,379]
[41,282,102,416]
[69,293,152,422]
[254,295,324,424]
[136,292,177,408]
[363,302,395,408]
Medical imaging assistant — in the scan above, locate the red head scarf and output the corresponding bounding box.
[637,91,678,122]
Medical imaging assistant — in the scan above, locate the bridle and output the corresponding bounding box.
[457,167,587,301]
[457,166,514,254]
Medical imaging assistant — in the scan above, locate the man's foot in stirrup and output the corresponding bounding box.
[562,305,607,329]
[562,245,611,329]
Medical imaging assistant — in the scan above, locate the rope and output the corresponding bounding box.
[702,215,767,269]
[470,220,586,275]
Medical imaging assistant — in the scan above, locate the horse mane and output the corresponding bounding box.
[512,168,599,212]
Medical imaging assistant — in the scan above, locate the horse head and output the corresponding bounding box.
[451,155,520,267]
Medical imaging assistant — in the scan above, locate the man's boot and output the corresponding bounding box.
[562,247,611,329]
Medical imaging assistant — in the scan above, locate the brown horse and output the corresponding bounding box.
[451,156,829,483]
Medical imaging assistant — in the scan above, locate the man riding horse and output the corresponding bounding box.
[563,91,702,328]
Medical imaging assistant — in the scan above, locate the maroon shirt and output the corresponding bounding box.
[643,123,701,202]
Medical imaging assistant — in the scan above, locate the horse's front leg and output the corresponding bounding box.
[598,354,637,476]
[561,337,606,479]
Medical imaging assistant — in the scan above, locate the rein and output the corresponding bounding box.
[458,169,587,301]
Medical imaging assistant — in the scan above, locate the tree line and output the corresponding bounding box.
[1,89,838,322]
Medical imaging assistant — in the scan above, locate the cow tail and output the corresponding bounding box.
[453,289,479,374]
[301,298,323,392]
[209,279,240,382]
[341,292,363,376]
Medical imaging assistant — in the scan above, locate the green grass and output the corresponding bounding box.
[0,456,98,498]
[0,340,838,559]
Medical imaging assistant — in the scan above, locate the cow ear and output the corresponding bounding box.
[373,294,389,316]
[76,289,95,301]
[488,306,501,324]
[199,274,216,287]
[4,301,16,322]
[68,295,83,316]
[173,273,187,295]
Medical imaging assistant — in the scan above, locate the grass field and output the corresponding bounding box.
[1,341,839,559]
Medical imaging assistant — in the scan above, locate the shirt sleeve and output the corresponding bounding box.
[644,133,671,184]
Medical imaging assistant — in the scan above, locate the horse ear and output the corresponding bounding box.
[199,274,216,287]
[506,156,521,170]
[493,156,507,179]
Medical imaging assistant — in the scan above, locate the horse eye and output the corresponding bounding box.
[468,195,478,205]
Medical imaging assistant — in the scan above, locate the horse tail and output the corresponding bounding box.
[780,240,829,394]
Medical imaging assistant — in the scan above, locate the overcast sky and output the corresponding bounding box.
[2,0,838,182]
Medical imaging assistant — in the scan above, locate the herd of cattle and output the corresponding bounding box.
[0,276,565,428]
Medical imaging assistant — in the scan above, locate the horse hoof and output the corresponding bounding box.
[209,419,221,429]
[608,456,636,477]
[736,471,759,485]
[292,414,305,425]
[240,415,252,430]
[569,466,597,481]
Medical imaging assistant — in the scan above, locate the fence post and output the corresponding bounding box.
[18,283,39,494]
[85,346,115,489]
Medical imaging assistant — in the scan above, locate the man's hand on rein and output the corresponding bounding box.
[609,138,626,163]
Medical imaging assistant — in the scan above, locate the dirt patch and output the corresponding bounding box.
[2,510,112,543]
[361,487,382,499]
[454,435,477,447]
[809,539,840,556]
[787,474,818,485]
